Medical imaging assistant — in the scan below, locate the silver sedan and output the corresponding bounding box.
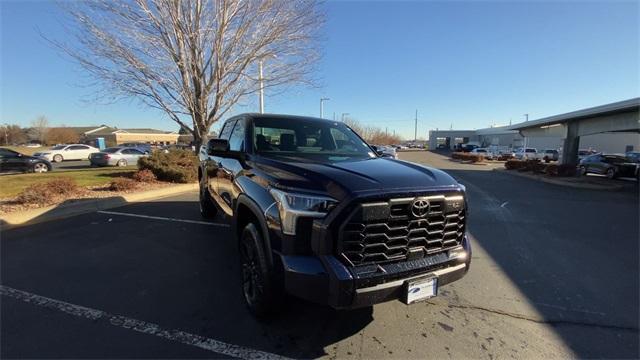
[89,147,148,167]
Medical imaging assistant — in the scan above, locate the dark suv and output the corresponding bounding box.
[199,114,471,316]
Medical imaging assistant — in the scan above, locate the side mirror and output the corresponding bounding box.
[207,139,229,156]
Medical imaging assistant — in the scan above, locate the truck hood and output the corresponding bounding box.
[253,155,461,200]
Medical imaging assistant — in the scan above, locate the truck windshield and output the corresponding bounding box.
[253,118,375,161]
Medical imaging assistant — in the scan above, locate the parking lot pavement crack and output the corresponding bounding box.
[426,301,639,333]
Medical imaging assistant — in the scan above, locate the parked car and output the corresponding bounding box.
[458,144,479,152]
[578,149,598,161]
[200,114,470,316]
[471,148,494,160]
[161,144,195,153]
[33,144,99,162]
[372,145,398,159]
[0,147,52,173]
[514,147,538,160]
[625,151,640,163]
[89,147,148,167]
[540,149,559,162]
[579,153,639,179]
[120,142,152,154]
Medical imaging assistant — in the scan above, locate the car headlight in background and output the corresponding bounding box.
[269,189,337,235]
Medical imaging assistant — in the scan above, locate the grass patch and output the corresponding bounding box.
[0,167,136,198]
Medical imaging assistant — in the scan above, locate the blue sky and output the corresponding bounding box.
[1,1,638,139]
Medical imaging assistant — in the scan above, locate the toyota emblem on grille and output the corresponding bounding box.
[411,198,430,218]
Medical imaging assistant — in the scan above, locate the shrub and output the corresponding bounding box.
[15,177,78,205]
[504,159,525,170]
[16,185,54,205]
[132,169,157,183]
[108,178,139,191]
[545,164,559,176]
[557,164,577,177]
[451,152,484,163]
[530,161,547,174]
[138,149,198,183]
[46,177,78,195]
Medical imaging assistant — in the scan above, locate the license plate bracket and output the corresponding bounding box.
[404,276,438,304]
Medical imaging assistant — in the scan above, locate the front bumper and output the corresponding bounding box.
[277,234,471,309]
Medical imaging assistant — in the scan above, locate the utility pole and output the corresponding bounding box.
[414,109,418,142]
[320,98,330,118]
[523,114,529,154]
[333,112,336,121]
[258,60,264,113]
[341,113,350,122]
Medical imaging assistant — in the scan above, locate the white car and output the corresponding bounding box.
[514,147,538,160]
[34,144,100,162]
[471,148,494,160]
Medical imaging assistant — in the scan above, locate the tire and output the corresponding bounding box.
[606,167,616,179]
[53,154,63,163]
[117,159,127,167]
[32,162,49,173]
[579,166,587,176]
[239,223,283,318]
[199,184,217,219]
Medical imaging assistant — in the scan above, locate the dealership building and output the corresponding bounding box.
[65,125,181,147]
[428,98,640,163]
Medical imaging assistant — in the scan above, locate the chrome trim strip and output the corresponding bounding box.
[355,263,466,294]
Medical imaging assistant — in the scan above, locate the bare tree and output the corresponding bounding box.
[0,124,28,145]
[54,0,324,150]
[29,115,49,144]
[47,126,80,145]
[344,117,402,145]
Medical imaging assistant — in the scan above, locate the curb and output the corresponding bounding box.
[493,168,627,191]
[0,183,198,229]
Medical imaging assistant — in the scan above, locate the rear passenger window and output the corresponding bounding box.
[229,119,246,151]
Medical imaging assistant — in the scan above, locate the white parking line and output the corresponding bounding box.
[97,210,230,228]
[1,285,289,359]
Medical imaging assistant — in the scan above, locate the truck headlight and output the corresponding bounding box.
[269,189,337,235]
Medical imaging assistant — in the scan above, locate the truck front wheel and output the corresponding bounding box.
[239,222,283,318]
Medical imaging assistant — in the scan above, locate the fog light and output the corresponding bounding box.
[448,248,467,261]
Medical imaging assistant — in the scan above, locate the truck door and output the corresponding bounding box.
[205,119,236,213]
[216,117,246,216]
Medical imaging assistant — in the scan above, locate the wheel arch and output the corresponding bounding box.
[235,194,274,267]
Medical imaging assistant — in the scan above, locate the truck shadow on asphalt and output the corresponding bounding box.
[1,198,373,358]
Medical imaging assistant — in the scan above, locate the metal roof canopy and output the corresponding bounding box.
[509,98,639,165]
[510,97,640,133]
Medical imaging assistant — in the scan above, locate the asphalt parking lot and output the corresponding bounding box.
[1,152,638,359]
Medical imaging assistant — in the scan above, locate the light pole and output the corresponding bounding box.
[320,97,330,118]
[258,60,264,113]
[414,109,418,142]
[523,114,529,155]
[341,113,350,122]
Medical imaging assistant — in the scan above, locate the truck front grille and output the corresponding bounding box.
[338,196,465,266]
